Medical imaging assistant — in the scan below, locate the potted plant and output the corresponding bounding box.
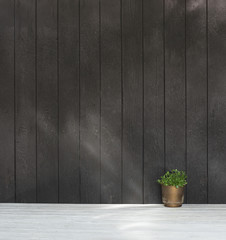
[157,169,187,207]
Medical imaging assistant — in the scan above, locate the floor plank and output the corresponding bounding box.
[0,204,225,239]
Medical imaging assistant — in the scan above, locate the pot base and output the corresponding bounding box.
[164,203,182,208]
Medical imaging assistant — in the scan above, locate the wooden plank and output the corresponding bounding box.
[15,0,36,203]
[165,0,186,171]
[143,0,164,203]
[100,0,121,203]
[208,0,226,203]
[186,0,207,203]
[37,0,58,203]
[122,0,143,203]
[80,0,100,203]
[0,0,15,202]
[1,204,226,240]
[58,0,80,203]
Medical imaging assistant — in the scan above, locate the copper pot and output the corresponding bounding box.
[161,185,185,207]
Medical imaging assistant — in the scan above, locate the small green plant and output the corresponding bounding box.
[157,169,187,188]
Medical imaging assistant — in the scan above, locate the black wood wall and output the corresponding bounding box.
[0,0,225,203]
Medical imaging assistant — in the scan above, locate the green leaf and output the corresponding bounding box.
[157,169,187,187]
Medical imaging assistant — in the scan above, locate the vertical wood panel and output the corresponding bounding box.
[58,0,80,203]
[15,0,36,203]
[186,0,207,203]
[80,0,100,203]
[143,0,164,203]
[100,0,122,203]
[165,0,186,171]
[1,0,226,204]
[0,0,15,202]
[37,0,58,203]
[208,0,226,203]
[122,0,143,203]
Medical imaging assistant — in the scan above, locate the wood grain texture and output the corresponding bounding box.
[37,0,58,203]
[208,0,226,203]
[1,0,226,204]
[0,0,15,202]
[80,0,100,203]
[58,0,80,203]
[143,0,164,203]
[0,204,226,240]
[100,0,122,203]
[15,0,36,203]
[122,0,143,203]
[165,0,186,171]
[186,0,207,203]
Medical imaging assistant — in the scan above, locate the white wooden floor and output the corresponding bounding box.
[0,204,225,240]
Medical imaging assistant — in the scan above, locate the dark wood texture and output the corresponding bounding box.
[100,0,122,203]
[122,0,143,203]
[15,0,36,203]
[208,0,226,203]
[165,0,186,171]
[0,0,225,204]
[58,0,80,203]
[80,0,100,203]
[143,0,164,203]
[0,0,15,202]
[186,0,207,203]
[37,0,58,202]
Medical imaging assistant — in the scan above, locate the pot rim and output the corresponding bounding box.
[161,184,186,188]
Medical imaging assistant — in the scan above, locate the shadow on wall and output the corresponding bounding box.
[9,0,226,204]
[34,105,144,203]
